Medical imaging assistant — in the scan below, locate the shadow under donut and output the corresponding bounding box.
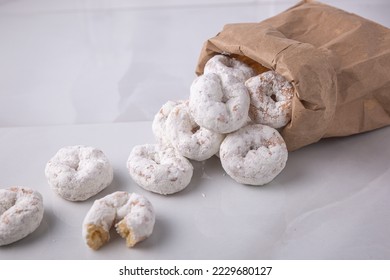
[93,214,168,256]
[0,208,55,252]
[135,215,168,251]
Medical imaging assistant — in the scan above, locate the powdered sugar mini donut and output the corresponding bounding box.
[152,100,185,146]
[220,124,288,185]
[0,186,44,246]
[82,191,155,250]
[245,71,294,128]
[166,102,224,161]
[190,73,250,134]
[45,145,113,201]
[204,54,255,87]
[127,144,193,195]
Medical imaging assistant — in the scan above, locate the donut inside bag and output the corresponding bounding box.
[132,1,390,187]
[195,0,390,151]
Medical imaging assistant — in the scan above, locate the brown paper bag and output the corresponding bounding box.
[195,0,390,151]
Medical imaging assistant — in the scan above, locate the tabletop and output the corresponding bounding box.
[0,0,389,260]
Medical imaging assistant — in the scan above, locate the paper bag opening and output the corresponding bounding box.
[195,0,390,151]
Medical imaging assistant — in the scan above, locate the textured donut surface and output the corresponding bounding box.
[166,102,224,161]
[204,54,255,87]
[245,71,294,128]
[45,145,113,201]
[220,124,288,185]
[189,72,250,134]
[127,144,193,195]
[0,186,44,246]
[152,100,184,146]
[82,191,155,250]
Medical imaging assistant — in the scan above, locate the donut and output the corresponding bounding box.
[82,191,155,250]
[245,71,294,128]
[204,54,255,87]
[152,100,185,146]
[165,102,224,161]
[189,72,250,134]
[45,145,113,201]
[127,144,193,195]
[219,124,288,185]
[0,186,44,246]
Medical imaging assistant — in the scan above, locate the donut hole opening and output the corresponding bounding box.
[0,199,17,216]
[67,157,81,171]
[62,151,82,171]
[73,162,80,171]
[191,125,200,134]
[242,144,260,157]
[249,145,258,151]
[244,140,276,157]
[270,93,277,102]
[221,95,229,103]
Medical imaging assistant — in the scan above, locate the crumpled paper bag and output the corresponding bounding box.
[195,0,390,151]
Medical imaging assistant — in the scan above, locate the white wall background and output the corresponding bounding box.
[0,0,389,127]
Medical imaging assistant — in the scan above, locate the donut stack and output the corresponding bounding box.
[0,54,293,248]
[127,54,293,194]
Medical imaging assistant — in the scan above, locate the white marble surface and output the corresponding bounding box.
[0,0,390,260]
[0,122,389,260]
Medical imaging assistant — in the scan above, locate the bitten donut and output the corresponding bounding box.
[220,124,288,185]
[204,54,255,87]
[189,73,250,134]
[127,144,193,195]
[45,145,113,201]
[152,100,185,146]
[166,102,224,161]
[0,186,44,246]
[82,191,155,250]
[245,71,294,128]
